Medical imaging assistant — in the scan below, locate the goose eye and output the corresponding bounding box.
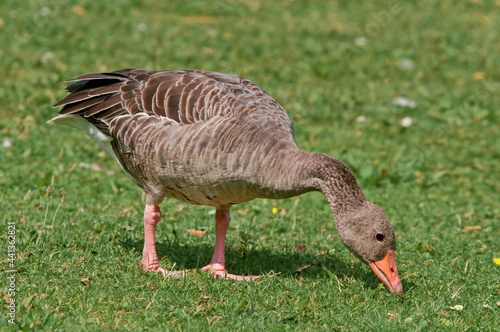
[375,233,385,242]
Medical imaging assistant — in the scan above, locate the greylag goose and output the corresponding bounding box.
[49,69,402,294]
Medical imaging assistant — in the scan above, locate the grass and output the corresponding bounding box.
[1,0,499,330]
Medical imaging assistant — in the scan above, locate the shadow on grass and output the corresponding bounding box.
[120,237,395,292]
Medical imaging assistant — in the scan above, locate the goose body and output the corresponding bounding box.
[50,69,402,294]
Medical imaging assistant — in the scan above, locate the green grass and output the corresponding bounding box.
[1,0,499,330]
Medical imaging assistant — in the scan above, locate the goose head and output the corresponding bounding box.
[336,202,403,294]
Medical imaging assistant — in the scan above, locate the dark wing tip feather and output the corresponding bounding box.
[53,71,138,126]
[66,80,89,93]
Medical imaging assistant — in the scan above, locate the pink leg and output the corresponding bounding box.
[140,204,185,277]
[202,209,261,281]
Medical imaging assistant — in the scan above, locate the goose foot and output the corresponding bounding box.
[142,263,260,280]
[201,263,261,281]
[156,267,187,278]
[141,259,189,277]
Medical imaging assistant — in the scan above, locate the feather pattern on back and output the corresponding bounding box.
[53,69,306,206]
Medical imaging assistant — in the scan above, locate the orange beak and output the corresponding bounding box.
[369,250,403,295]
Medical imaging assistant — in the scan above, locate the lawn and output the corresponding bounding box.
[1,0,499,330]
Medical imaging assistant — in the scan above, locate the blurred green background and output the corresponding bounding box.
[1,0,499,330]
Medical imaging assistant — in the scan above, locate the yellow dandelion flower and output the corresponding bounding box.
[272,207,278,214]
[493,258,500,265]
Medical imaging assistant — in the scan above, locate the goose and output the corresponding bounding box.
[49,69,403,294]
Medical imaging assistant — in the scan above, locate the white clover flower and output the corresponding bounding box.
[393,97,417,108]
[398,58,414,70]
[450,305,463,311]
[355,37,367,46]
[356,115,367,123]
[401,117,413,128]
[2,139,12,148]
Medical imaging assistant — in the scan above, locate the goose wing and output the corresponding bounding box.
[53,69,295,142]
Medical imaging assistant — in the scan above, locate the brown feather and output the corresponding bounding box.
[59,95,109,115]
[88,83,123,96]
[84,94,122,117]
